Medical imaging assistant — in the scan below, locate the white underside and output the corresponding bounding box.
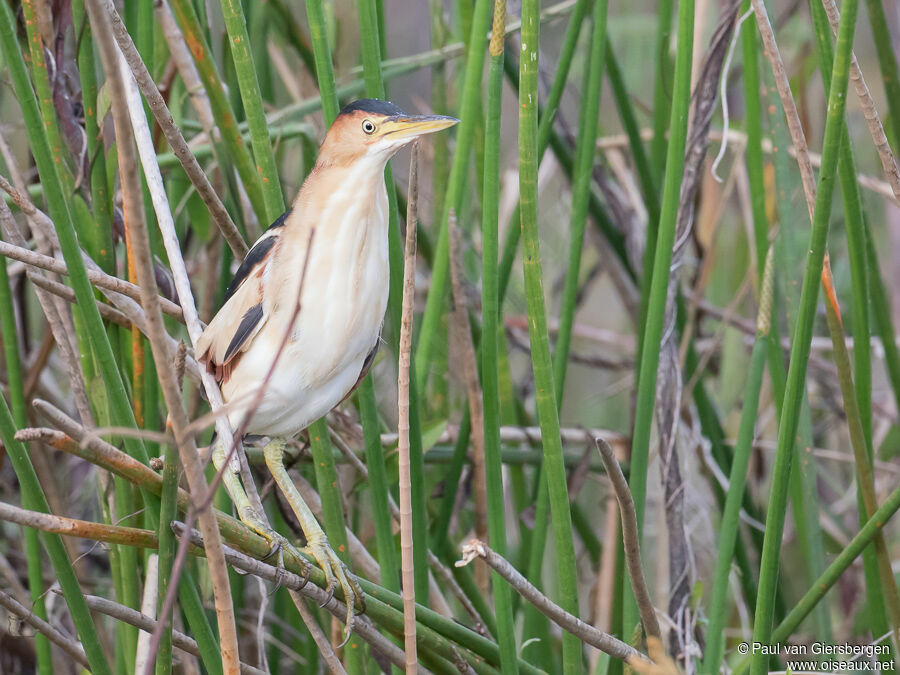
[221,158,390,437]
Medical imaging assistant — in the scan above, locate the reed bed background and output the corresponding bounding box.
[0,0,898,673]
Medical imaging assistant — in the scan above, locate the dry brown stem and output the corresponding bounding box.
[397,143,419,674]
[456,538,646,661]
[0,239,185,321]
[595,438,662,641]
[0,588,92,669]
[448,209,489,592]
[78,593,264,675]
[819,0,900,204]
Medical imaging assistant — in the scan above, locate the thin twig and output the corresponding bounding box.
[0,588,91,669]
[378,425,628,450]
[0,500,157,548]
[398,143,419,674]
[595,438,662,641]
[0,239,185,321]
[456,539,646,662]
[27,272,132,327]
[0,172,202,382]
[751,0,817,220]
[287,592,349,675]
[96,0,247,258]
[76,593,266,675]
[820,0,900,204]
[172,524,408,670]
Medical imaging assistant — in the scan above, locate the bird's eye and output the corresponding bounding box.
[362,119,376,134]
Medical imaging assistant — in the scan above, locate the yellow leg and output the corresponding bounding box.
[211,440,302,574]
[263,437,364,626]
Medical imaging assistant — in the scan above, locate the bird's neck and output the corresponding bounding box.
[298,154,390,219]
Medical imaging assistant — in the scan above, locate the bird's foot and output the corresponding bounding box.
[253,526,310,591]
[302,532,365,630]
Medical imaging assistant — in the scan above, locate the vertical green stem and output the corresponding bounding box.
[648,0,675,178]
[0,253,51,675]
[72,0,115,274]
[155,441,180,675]
[749,0,859,671]
[358,377,400,593]
[219,0,285,222]
[414,0,492,391]
[624,0,694,633]
[482,1,518,672]
[168,0,268,223]
[702,249,774,675]
[863,0,900,147]
[304,0,340,125]
[518,1,580,670]
[552,0,608,401]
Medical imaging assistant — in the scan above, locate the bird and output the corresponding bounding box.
[196,99,458,625]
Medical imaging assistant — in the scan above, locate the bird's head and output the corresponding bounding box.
[316,99,458,169]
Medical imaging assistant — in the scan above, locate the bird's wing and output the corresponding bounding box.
[195,209,292,381]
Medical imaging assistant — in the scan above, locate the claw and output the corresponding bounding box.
[252,527,311,595]
[320,585,335,608]
[302,533,364,629]
[260,537,283,563]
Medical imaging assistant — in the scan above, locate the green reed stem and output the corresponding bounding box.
[749,1,860,671]
[430,409,471,554]
[606,41,659,225]
[741,1,767,283]
[822,266,900,640]
[864,226,900,415]
[552,0,607,401]
[702,248,774,675]
[414,0,492,392]
[304,0,340,125]
[482,1,518,671]
[168,0,267,224]
[359,377,400,593]
[518,1,580,670]
[155,441,180,675]
[354,0,430,607]
[0,250,51,675]
[623,0,693,634]
[219,0,285,223]
[72,0,115,274]
[729,475,900,675]
[308,422,353,563]
[648,0,674,179]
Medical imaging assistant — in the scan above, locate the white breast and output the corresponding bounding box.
[222,166,390,437]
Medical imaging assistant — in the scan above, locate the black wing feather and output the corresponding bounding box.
[222,208,292,302]
[223,303,264,363]
[266,208,292,231]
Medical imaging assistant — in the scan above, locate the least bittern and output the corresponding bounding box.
[196,99,457,625]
